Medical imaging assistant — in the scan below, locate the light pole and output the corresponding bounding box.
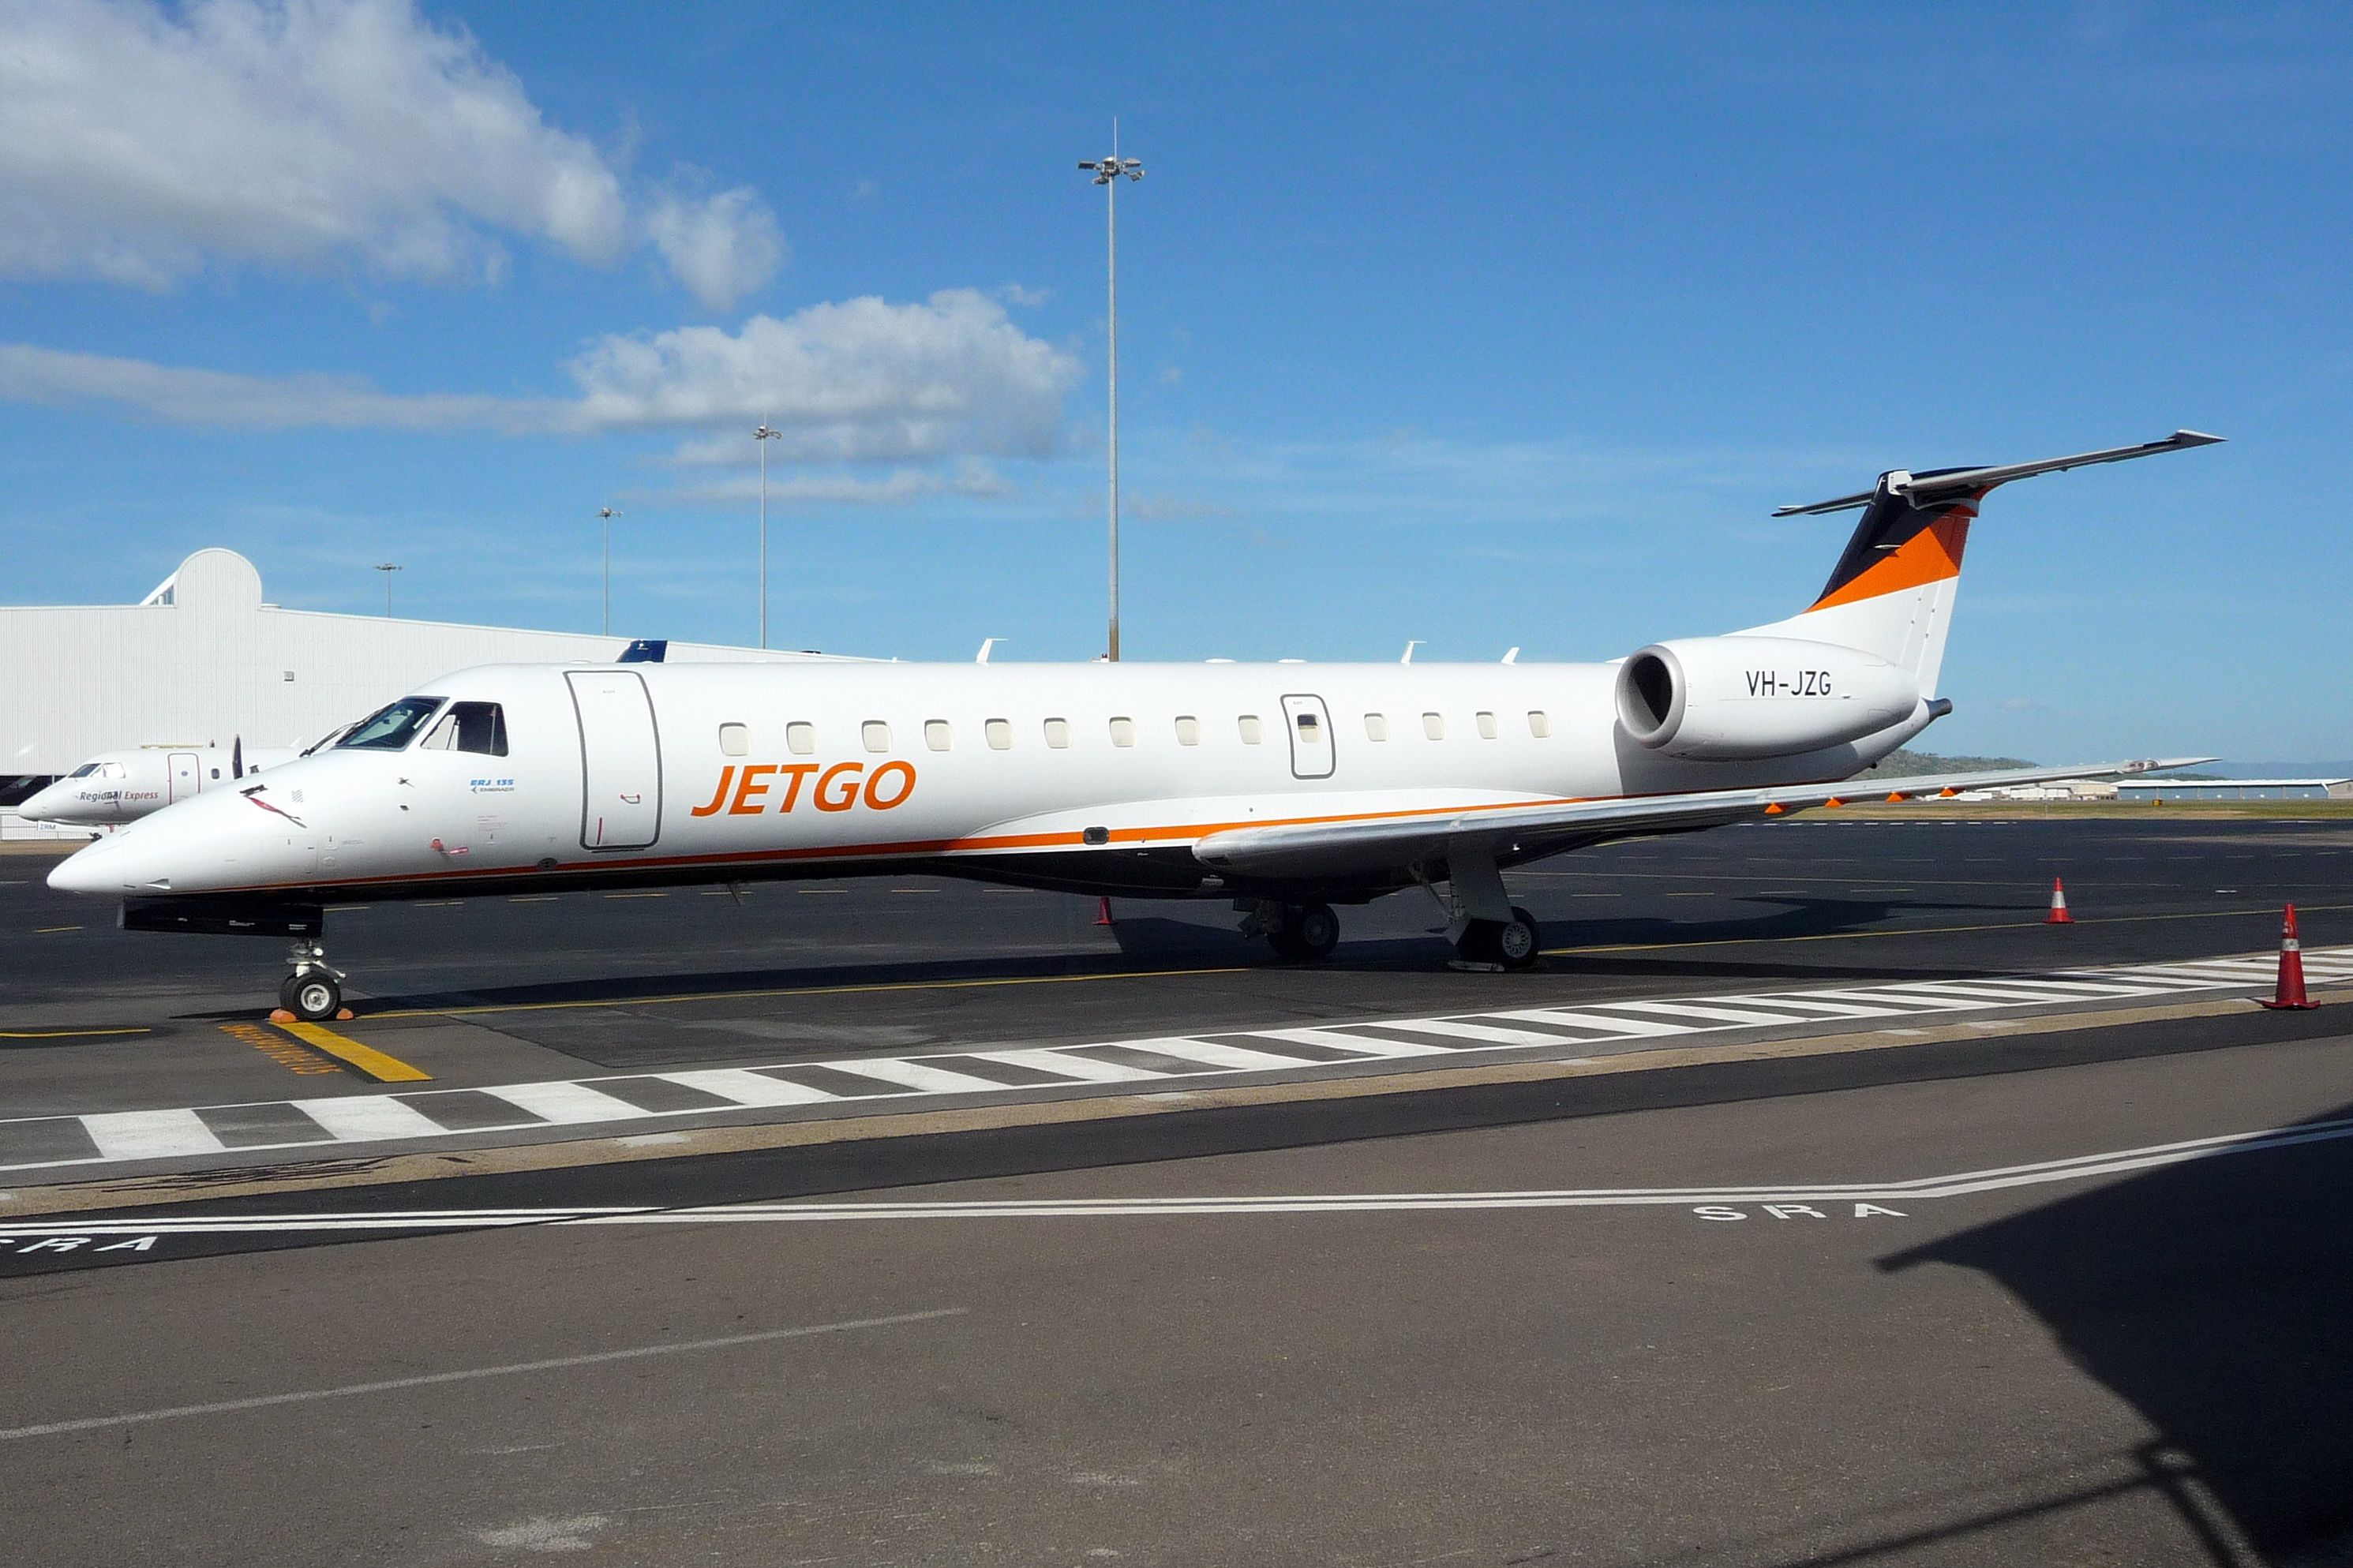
[1079,128,1142,661]
[373,562,401,618]
[754,424,781,649]
[597,506,620,635]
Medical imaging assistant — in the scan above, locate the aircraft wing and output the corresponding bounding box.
[1191,758,2217,881]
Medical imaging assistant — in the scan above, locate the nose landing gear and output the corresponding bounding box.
[277,938,347,1022]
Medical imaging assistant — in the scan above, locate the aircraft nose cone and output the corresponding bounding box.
[47,836,146,895]
[20,780,81,821]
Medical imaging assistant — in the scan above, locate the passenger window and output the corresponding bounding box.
[1110,717,1136,747]
[1364,713,1388,742]
[1044,718,1072,749]
[422,701,509,756]
[1476,711,1498,740]
[1238,715,1264,745]
[1295,711,1323,745]
[1422,712,1445,740]
[787,722,815,756]
[1527,710,1551,739]
[925,720,953,751]
[210,767,221,779]
[986,718,1013,750]
[719,723,749,757]
[862,720,891,753]
[1175,716,1201,747]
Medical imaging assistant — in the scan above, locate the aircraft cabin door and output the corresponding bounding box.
[1281,694,1336,780]
[167,751,199,803]
[566,670,664,851]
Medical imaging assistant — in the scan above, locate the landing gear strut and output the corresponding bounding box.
[1452,906,1542,971]
[278,937,346,1022]
[1430,844,1542,972]
[1240,900,1341,962]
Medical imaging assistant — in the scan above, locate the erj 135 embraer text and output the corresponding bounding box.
[50,432,2222,1020]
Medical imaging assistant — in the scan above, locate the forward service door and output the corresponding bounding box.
[567,670,663,851]
[1280,694,1336,780]
[167,751,199,803]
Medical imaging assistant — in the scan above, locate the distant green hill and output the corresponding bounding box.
[1860,747,2034,777]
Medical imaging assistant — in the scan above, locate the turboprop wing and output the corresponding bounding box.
[1192,758,2217,880]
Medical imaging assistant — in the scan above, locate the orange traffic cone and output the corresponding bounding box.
[2260,904,2317,1010]
[2044,878,2075,925]
[1095,896,1115,927]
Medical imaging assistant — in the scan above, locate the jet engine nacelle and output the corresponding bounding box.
[1616,636,1921,761]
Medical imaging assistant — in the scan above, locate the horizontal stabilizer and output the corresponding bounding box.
[1773,430,2224,517]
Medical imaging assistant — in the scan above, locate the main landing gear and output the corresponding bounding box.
[1431,845,1542,972]
[1452,906,1543,971]
[1239,900,1341,962]
[278,937,347,1022]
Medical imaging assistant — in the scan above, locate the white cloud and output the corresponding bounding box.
[645,183,785,313]
[0,342,551,429]
[567,290,1081,460]
[668,460,1016,508]
[0,290,1082,477]
[0,0,781,305]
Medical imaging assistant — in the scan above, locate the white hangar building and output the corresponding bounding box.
[2,547,846,786]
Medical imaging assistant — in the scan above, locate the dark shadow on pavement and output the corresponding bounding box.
[1878,1102,2353,1563]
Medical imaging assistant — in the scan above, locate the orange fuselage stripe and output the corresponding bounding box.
[217,790,1626,896]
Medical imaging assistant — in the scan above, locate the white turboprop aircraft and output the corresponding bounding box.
[21,739,300,829]
[50,432,2221,1020]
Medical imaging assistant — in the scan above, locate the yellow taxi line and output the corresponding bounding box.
[272,1020,433,1083]
[363,964,1257,1021]
[0,1026,152,1039]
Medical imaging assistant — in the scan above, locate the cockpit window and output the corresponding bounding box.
[68,763,99,778]
[419,701,508,757]
[336,696,446,751]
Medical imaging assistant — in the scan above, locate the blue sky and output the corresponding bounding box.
[2,1,2347,763]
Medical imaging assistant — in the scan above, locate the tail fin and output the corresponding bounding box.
[1741,429,2222,694]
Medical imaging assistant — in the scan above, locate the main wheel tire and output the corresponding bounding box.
[1267,926,1308,960]
[1293,903,1340,960]
[1497,908,1542,971]
[288,972,341,1022]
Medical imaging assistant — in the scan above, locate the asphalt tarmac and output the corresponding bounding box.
[5,817,2348,1111]
[3,1016,2349,1566]
[5,818,2352,1564]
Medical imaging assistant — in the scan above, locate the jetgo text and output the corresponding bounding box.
[689,762,918,818]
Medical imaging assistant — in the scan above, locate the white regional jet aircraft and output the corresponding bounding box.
[50,432,2220,1020]
[20,739,298,829]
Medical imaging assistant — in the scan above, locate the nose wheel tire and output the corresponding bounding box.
[281,971,342,1022]
[1265,901,1340,962]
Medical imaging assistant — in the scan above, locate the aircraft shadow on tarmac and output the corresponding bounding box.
[1859,1104,2353,1566]
[244,895,2066,1024]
